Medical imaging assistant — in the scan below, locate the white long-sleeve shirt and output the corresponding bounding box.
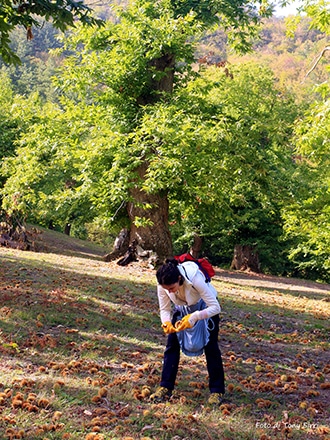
[157,261,221,326]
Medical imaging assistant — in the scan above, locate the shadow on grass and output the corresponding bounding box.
[1,252,329,362]
[0,256,161,353]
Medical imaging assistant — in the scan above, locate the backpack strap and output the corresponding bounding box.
[181,264,189,280]
[180,263,198,290]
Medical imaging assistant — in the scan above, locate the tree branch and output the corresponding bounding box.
[304,46,330,80]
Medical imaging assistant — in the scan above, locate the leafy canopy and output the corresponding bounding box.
[283,86,330,281]
[1,60,299,264]
[1,0,302,273]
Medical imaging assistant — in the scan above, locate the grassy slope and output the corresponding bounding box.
[0,229,329,440]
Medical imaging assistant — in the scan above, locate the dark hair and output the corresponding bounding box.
[156,258,181,285]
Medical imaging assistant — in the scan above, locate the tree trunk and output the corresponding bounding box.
[64,223,71,235]
[123,53,175,260]
[230,244,261,273]
[103,228,130,262]
[137,53,175,105]
[110,44,212,263]
[128,163,173,260]
[189,234,203,258]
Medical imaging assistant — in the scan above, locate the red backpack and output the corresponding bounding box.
[174,253,215,282]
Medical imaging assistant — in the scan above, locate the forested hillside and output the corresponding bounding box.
[0,13,326,99]
[0,0,329,282]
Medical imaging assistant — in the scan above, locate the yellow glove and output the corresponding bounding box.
[175,314,193,332]
[161,321,177,334]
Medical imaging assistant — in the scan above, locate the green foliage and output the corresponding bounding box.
[56,1,199,111]
[283,85,330,281]
[0,72,16,166]
[1,0,329,279]
[163,63,299,272]
[302,0,330,34]
[84,219,120,247]
[1,99,116,232]
[0,72,42,190]
[168,0,273,52]
[0,0,102,64]
[1,59,299,272]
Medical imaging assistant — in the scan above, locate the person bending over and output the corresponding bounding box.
[150,258,225,405]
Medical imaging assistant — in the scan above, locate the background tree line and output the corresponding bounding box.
[0,0,329,282]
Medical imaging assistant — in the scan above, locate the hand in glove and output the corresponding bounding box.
[175,314,194,332]
[161,321,177,334]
